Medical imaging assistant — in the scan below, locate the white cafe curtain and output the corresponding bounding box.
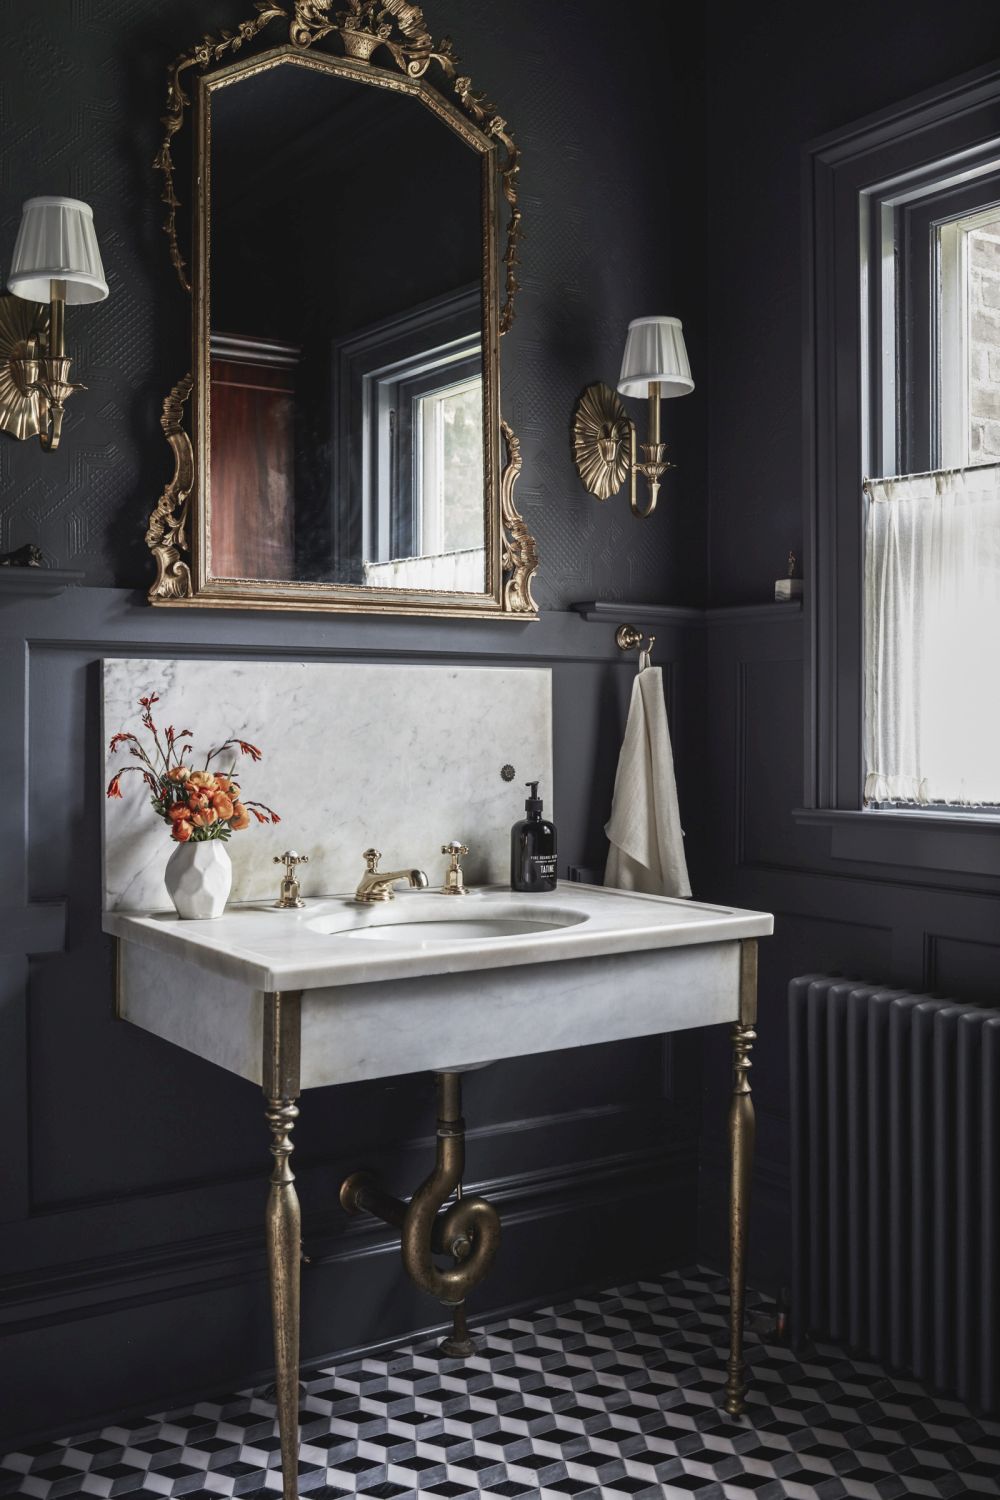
[864,463,1000,807]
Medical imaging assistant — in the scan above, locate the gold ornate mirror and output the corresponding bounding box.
[146,1,538,617]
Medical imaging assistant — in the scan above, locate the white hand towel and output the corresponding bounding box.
[604,662,692,898]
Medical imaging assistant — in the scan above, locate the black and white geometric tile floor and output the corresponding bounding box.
[4,1268,999,1500]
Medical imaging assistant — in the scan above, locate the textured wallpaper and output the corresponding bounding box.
[0,0,707,607]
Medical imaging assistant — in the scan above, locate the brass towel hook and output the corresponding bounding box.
[616,623,656,660]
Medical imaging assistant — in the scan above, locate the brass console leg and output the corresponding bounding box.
[267,1095,301,1499]
[725,941,757,1418]
[263,993,303,1500]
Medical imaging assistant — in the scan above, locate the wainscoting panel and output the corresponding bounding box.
[737,654,805,870]
[0,585,702,1444]
[925,935,1000,1004]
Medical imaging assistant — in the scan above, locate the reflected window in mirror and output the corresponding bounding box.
[334,286,485,592]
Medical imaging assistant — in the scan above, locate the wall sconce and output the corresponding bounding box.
[0,197,109,451]
[572,315,693,517]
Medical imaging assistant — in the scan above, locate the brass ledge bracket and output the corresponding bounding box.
[340,1071,501,1357]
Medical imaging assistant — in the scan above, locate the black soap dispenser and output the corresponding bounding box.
[511,781,558,892]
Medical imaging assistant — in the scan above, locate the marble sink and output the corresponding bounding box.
[106,884,773,1089]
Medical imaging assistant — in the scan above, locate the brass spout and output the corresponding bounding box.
[401,1073,501,1307]
[355,848,429,903]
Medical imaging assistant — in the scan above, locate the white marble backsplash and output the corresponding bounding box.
[102,659,552,912]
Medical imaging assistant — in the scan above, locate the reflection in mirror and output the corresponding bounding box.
[205,57,487,593]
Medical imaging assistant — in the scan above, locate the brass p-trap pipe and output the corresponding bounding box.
[339,1071,501,1312]
[339,1172,472,1261]
[401,1073,501,1307]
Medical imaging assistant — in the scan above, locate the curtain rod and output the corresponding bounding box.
[862,461,1000,494]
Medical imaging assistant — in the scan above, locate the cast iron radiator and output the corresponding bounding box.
[789,975,1000,1413]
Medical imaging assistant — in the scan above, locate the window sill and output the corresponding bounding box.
[792,806,1000,878]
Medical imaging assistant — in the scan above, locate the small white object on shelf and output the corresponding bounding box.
[775,550,803,601]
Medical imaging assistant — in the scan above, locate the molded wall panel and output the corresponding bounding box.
[1,590,703,1442]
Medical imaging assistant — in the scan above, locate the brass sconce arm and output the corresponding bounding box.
[631,379,676,518]
[571,379,677,519]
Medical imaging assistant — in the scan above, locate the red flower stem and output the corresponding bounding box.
[124,737,159,776]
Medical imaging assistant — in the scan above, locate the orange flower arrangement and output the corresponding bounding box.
[106,693,280,842]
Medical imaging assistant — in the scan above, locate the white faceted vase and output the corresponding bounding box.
[164,839,232,920]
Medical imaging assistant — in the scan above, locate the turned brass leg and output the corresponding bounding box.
[267,1095,301,1499]
[725,940,757,1418]
[263,993,303,1500]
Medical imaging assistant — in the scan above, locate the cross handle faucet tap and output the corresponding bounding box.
[273,851,309,910]
[441,841,470,896]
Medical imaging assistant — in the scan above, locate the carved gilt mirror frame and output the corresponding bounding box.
[146,0,538,618]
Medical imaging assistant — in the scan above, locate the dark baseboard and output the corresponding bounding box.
[1,1140,698,1446]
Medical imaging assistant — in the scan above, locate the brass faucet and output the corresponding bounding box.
[355,848,429,904]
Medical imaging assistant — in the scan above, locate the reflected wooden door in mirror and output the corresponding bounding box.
[146,0,537,618]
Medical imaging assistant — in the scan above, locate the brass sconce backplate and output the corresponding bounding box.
[572,381,631,501]
[0,294,49,442]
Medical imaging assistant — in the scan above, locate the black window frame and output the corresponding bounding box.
[803,59,1000,825]
[329,285,483,580]
[371,346,483,561]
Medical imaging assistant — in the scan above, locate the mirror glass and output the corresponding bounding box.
[203,57,490,594]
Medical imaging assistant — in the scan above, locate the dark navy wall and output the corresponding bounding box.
[0,0,711,1444]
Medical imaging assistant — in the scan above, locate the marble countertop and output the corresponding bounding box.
[104,884,774,993]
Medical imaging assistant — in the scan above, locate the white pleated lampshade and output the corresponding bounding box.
[617,315,693,399]
[7,196,109,305]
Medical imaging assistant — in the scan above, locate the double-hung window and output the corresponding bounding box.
[805,67,1000,821]
[863,182,1000,810]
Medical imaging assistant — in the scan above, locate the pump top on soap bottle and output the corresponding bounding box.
[510,780,557,892]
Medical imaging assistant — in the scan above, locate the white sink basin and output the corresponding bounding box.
[337,912,585,945]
